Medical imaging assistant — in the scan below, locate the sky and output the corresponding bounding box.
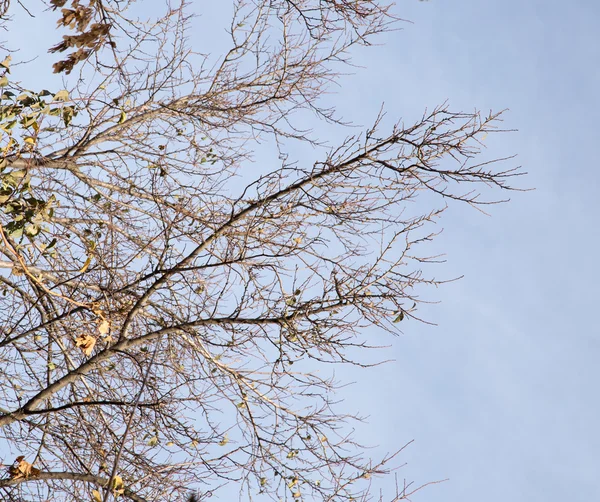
[325,1,600,501]
[6,0,600,501]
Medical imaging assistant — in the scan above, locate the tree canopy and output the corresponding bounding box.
[0,1,522,501]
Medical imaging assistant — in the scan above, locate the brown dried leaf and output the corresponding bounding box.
[8,456,40,479]
[75,334,96,356]
[98,319,110,335]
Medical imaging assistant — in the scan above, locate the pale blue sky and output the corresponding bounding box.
[6,1,599,501]
[327,1,600,501]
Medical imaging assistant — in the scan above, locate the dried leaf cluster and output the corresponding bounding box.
[49,0,113,74]
[7,457,40,480]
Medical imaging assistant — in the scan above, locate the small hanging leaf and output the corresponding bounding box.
[393,311,404,323]
[117,109,126,124]
[53,89,69,101]
[111,475,125,496]
[79,254,92,273]
[0,119,16,131]
[0,55,11,72]
[147,436,159,447]
[98,319,110,335]
[45,237,57,250]
[91,489,102,502]
[75,334,97,356]
[260,477,267,487]
[63,106,76,126]
[218,434,229,446]
[0,75,8,87]
[7,225,23,239]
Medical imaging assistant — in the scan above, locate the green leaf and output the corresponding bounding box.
[393,311,404,323]
[45,237,57,250]
[62,106,76,126]
[0,120,16,132]
[24,223,40,236]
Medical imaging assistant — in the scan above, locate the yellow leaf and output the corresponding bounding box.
[111,475,125,496]
[98,320,110,335]
[79,255,92,273]
[0,55,11,71]
[218,434,229,446]
[287,477,298,488]
[293,237,302,245]
[75,334,97,356]
[117,109,126,124]
[23,136,35,145]
[91,489,102,502]
[260,477,267,487]
[293,491,301,498]
[166,441,175,447]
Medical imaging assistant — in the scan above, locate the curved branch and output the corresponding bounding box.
[0,471,148,502]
